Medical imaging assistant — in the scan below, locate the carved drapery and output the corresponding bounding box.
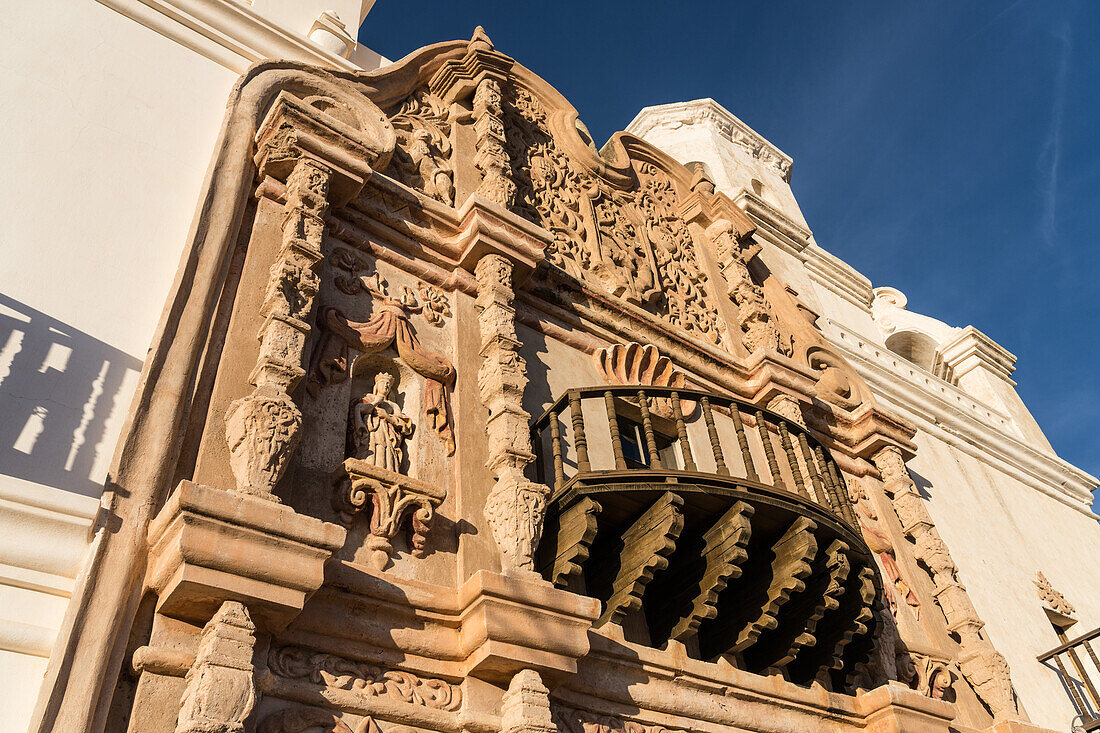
[308,274,456,453]
[175,601,257,733]
[225,157,332,499]
[475,254,548,573]
[873,446,1017,720]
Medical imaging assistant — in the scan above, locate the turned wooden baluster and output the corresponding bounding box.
[798,434,827,507]
[755,411,784,488]
[777,421,808,497]
[1054,654,1088,715]
[638,389,663,470]
[700,396,728,476]
[670,391,697,472]
[731,407,759,482]
[812,445,838,512]
[569,391,591,474]
[825,459,858,526]
[605,391,627,470]
[548,409,564,490]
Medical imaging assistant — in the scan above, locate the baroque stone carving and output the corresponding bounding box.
[706,219,790,356]
[475,254,548,573]
[873,446,1018,720]
[1034,571,1076,616]
[504,85,725,345]
[309,259,455,454]
[349,373,414,473]
[593,342,686,390]
[382,88,455,206]
[267,645,462,711]
[331,249,450,327]
[849,479,919,618]
[174,601,257,733]
[332,458,446,569]
[226,158,332,499]
[501,669,555,733]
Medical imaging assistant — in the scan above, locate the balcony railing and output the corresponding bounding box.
[530,386,879,688]
[1038,626,1100,731]
[531,386,858,530]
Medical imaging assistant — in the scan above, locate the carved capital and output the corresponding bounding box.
[333,458,447,570]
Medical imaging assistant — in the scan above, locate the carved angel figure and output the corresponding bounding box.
[409,129,455,206]
[349,373,414,472]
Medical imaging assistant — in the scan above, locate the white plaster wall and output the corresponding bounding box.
[0,2,238,728]
[906,428,1100,730]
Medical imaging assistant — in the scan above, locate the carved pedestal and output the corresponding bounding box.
[147,481,346,630]
[332,458,447,570]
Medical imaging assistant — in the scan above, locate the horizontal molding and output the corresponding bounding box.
[0,479,101,581]
[0,618,55,658]
[95,0,361,74]
[824,320,1098,512]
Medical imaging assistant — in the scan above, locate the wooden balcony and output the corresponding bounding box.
[1038,626,1100,731]
[531,386,880,689]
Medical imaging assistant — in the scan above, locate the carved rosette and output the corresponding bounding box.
[226,157,332,499]
[475,254,548,573]
[175,601,257,733]
[872,446,1018,720]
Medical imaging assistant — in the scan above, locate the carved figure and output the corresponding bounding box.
[409,128,455,206]
[349,373,414,472]
[850,480,919,617]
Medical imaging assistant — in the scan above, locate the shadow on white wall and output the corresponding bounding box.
[0,293,142,498]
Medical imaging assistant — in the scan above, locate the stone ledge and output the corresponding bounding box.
[147,480,346,630]
[457,569,600,684]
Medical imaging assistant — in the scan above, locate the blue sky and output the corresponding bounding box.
[360,1,1100,510]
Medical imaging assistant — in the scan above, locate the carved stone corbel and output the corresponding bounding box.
[333,458,447,570]
[475,253,549,574]
[174,601,257,733]
[872,446,1019,720]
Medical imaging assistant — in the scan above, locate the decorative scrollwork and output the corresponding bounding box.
[267,645,462,712]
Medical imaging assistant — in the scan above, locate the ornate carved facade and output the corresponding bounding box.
[30,26,1062,733]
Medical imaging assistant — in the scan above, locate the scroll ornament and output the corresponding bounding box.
[309,272,456,455]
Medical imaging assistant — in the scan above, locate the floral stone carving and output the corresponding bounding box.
[1034,571,1076,617]
[332,458,446,570]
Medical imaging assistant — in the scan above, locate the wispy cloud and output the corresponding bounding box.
[1039,23,1071,248]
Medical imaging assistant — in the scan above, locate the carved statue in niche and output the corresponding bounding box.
[309,253,455,454]
[349,372,414,472]
[850,479,920,617]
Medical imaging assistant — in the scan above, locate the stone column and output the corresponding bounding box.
[475,254,548,574]
[224,157,331,500]
[174,601,257,733]
[872,446,1018,721]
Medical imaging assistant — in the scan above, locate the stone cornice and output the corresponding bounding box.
[734,191,812,256]
[822,319,1098,512]
[94,0,364,74]
[938,326,1017,385]
[803,244,875,310]
[626,98,794,182]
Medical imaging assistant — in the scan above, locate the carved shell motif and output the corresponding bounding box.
[594,343,686,389]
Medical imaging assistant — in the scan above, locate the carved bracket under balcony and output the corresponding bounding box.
[332,458,446,570]
[532,386,882,691]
